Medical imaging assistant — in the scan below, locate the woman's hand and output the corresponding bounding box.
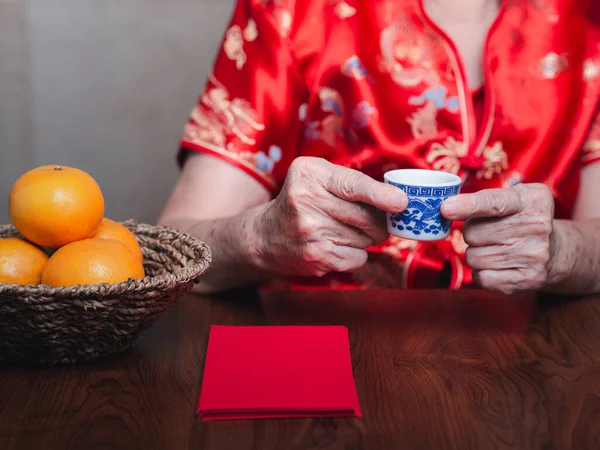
[253,157,408,277]
[441,183,557,294]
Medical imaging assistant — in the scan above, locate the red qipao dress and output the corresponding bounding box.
[179,0,600,290]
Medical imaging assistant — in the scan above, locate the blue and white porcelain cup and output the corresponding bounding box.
[384,169,462,241]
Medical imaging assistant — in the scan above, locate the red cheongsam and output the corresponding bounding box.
[180,0,600,290]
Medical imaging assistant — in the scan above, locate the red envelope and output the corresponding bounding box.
[197,325,362,420]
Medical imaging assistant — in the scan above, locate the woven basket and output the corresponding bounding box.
[0,221,211,365]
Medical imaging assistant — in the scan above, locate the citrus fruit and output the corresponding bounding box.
[41,238,145,287]
[91,218,143,261]
[0,237,49,285]
[9,165,105,248]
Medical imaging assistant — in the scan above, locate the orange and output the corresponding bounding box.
[0,237,49,285]
[41,239,145,287]
[91,218,143,261]
[9,165,105,248]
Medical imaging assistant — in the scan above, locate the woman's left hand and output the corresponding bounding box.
[441,183,557,295]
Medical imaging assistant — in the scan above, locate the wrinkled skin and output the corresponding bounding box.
[254,157,408,277]
[442,183,555,295]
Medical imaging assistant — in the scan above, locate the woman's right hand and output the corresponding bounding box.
[251,157,408,277]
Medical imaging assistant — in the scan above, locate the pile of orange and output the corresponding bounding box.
[0,165,145,287]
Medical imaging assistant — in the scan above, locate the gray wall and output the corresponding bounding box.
[0,0,235,224]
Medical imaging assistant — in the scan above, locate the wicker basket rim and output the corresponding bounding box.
[0,221,212,300]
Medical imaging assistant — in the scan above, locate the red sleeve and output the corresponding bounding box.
[582,105,600,167]
[179,0,307,193]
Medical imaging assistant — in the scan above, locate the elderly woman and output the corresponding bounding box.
[159,0,600,295]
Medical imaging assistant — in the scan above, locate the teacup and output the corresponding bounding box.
[384,169,462,241]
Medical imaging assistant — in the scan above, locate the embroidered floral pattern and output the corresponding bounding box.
[184,113,226,147]
[224,26,246,70]
[406,85,460,140]
[319,87,345,147]
[409,85,459,113]
[407,103,438,140]
[243,19,258,41]
[301,88,366,147]
[379,17,461,141]
[298,103,308,121]
[426,137,508,179]
[303,121,321,141]
[537,52,569,80]
[280,11,293,37]
[426,137,467,174]
[478,142,509,179]
[255,145,282,173]
[224,18,260,70]
[183,121,277,184]
[351,101,376,128]
[184,80,279,183]
[342,55,371,81]
[185,74,265,149]
[583,58,600,82]
[301,89,343,146]
[260,0,292,36]
[379,18,439,86]
[334,2,356,19]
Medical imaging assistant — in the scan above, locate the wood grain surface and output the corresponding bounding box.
[0,289,599,450]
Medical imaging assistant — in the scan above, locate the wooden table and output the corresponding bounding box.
[0,289,599,450]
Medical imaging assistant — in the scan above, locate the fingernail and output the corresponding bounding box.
[388,191,408,212]
[442,197,459,217]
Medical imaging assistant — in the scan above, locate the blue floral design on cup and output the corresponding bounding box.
[384,169,462,241]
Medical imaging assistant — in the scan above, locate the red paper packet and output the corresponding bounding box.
[197,325,362,420]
